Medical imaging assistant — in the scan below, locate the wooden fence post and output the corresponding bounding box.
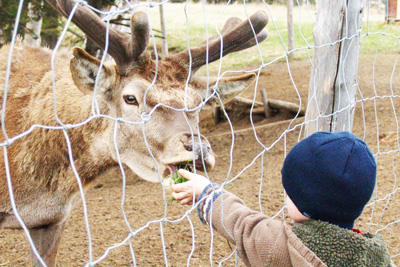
[287,0,295,59]
[304,0,364,137]
[159,0,168,59]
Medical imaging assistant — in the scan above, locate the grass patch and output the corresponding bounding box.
[142,2,399,74]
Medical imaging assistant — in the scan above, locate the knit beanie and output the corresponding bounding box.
[281,131,377,229]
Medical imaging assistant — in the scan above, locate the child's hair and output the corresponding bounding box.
[281,131,376,229]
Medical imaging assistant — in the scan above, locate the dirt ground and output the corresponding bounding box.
[1,54,400,266]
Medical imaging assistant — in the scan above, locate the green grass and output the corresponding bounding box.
[142,2,399,74]
[360,21,400,54]
[170,161,190,184]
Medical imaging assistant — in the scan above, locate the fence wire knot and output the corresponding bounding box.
[140,112,151,122]
[63,124,73,131]
[3,139,13,147]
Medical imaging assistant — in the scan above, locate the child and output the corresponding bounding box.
[171,131,394,266]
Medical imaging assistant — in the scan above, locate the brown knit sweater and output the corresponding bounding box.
[197,184,394,267]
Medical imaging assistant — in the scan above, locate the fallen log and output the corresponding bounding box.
[227,96,305,116]
[212,95,305,125]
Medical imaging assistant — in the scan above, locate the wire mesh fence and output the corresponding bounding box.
[0,0,399,266]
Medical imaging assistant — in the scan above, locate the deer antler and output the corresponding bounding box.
[45,0,149,74]
[170,10,269,75]
[46,1,267,76]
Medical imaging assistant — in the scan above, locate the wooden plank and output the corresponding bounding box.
[304,0,363,136]
[331,0,363,132]
[260,89,273,117]
[159,1,168,58]
[268,99,305,116]
[229,96,263,107]
[227,96,304,116]
[212,107,222,125]
[287,0,295,58]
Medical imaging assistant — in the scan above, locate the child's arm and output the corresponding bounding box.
[171,170,290,266]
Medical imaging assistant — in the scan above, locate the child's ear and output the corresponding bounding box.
[70,47,115,97]
[190,73,256,107]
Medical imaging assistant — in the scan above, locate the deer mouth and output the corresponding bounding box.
[165,160,205,178]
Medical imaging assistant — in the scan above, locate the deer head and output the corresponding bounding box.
[46,1,269,183]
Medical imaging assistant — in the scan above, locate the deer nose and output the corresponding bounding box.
[181,134,211,153]
[181,135,215,171]
[183,142,212,156]
[184,141,214,171]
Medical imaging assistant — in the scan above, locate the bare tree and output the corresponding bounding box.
[159,0,168,58]
[25,2,43,46]
[287,0,295,58]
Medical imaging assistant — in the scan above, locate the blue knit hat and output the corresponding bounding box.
[281,131,376,229]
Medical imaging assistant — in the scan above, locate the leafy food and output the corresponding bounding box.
[162,161,191,202]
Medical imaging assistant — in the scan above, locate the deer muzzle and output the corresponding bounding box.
[183,141,214,171]
[163,133,215,178]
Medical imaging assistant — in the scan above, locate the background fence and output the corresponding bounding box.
[1,0,400,266]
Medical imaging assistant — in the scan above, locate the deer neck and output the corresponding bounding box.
[10,87,118,196]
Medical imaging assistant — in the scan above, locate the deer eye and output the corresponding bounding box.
[123,95,138,105]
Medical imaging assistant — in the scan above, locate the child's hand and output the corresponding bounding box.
[171,169,211,205]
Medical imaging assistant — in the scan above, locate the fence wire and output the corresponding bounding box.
[1,0,400,266]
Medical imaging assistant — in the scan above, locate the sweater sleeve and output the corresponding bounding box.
[197,185,291,267]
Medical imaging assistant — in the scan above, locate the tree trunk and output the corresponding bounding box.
[159,1,168,59]
[25,2,43,46]
[286,0,295,58]
[304,0,364,136]
[0,29,5,47]
[40,4,60,49]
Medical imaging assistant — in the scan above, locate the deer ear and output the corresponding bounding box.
[70,47,115,97]
[191,73,256,107]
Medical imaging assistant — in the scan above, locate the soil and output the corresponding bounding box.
[1,54,400,266]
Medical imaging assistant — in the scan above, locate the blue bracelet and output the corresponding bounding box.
[204,189,225,225]
[197,183,221,224]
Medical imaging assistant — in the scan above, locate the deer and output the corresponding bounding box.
[0,1,268,266]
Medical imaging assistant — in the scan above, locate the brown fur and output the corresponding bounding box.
[0,41,113,203]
